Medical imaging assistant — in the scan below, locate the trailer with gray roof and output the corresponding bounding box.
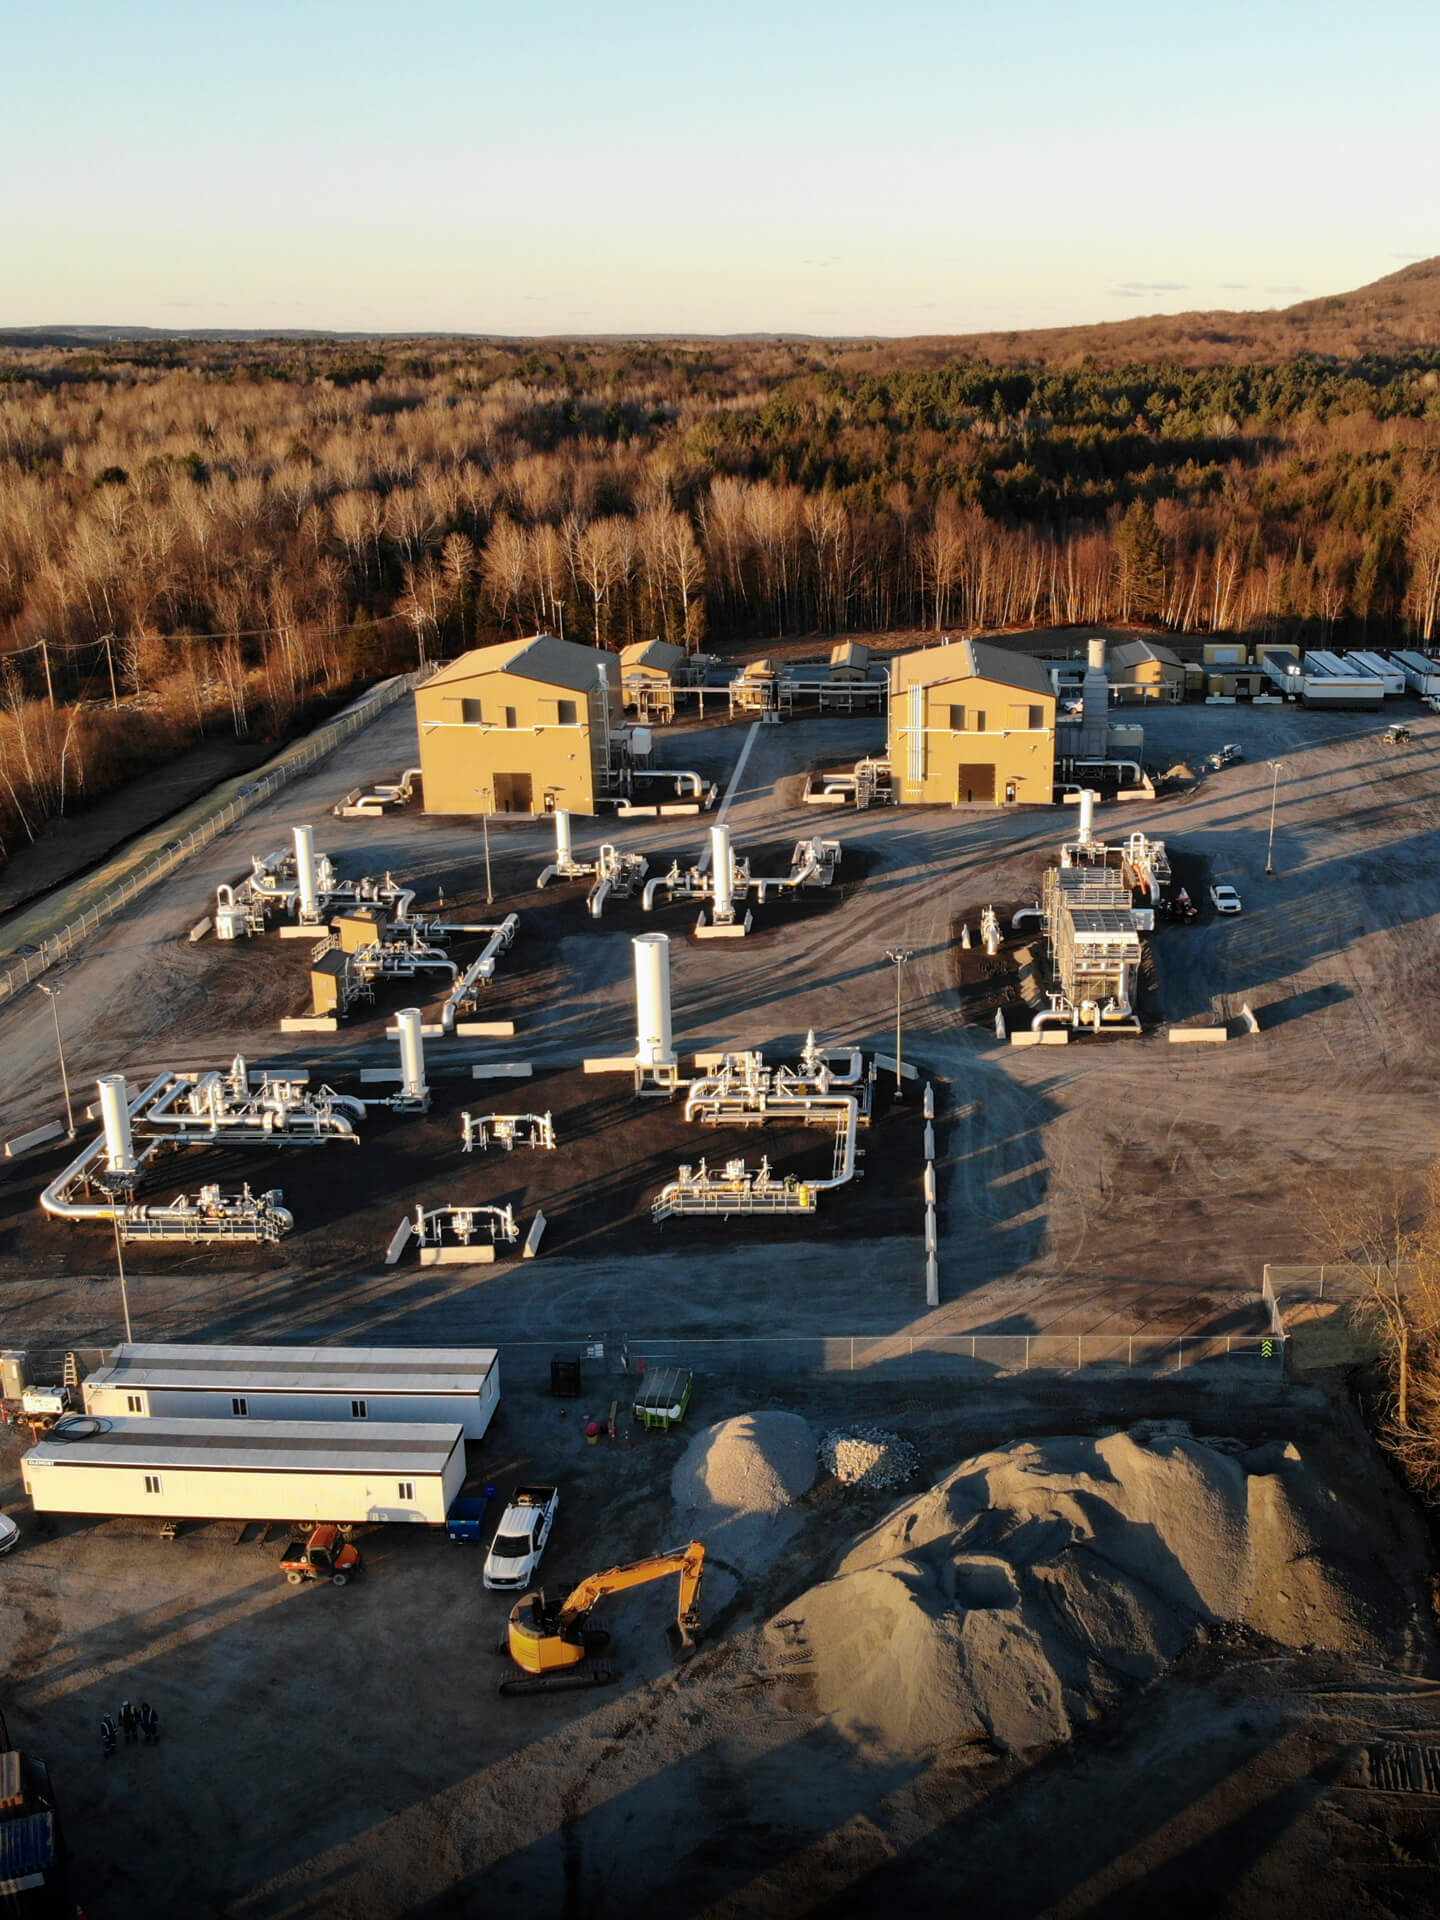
[21,1416,467,1524]
[80,1343,499,1438]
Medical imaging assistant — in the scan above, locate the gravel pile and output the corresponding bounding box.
[671,1411,817,1571]
[818,1426,918,1490]
[776,1428,1374,1761]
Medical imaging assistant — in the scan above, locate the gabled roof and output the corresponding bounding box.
[1108,637,1184,671]
[621,638,689,674]
[890,637,1055,700]
[423,635,611,695]
[829,640,871,670]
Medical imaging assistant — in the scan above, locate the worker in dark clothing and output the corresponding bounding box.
[119,1699,138,1746]
[139,1701,159,1745]
[99,1714,117,1758]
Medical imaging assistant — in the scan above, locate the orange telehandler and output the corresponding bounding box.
[498,1540,705,1696]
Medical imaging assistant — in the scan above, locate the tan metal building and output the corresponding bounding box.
[415,635,626,816]
[621,638,691,722]
[889,639,1056,806]
[1106,638,1187,704]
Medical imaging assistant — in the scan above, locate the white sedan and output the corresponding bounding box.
[482,1485,559,1590]
[1209,883,1243,915]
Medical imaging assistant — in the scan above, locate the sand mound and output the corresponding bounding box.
[672,1411,816,1571]
[776,1427,1376,1759]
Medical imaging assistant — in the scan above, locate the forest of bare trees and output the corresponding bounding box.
[3,333,1440,863]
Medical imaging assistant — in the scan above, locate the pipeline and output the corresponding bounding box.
[439,915,520,1030]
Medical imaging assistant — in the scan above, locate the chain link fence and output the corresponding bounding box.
[0,670,426,1012]
[500,1329,1286,1384]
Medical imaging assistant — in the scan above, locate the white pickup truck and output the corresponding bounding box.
[482,1485,559,1591]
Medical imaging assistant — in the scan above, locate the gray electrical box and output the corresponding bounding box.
[1,1351,29,1401]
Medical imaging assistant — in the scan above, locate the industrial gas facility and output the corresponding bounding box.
[0,622,1439,1914]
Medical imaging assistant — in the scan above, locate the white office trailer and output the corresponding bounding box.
[22,1417,466,1525]
[81,1344,500,1439]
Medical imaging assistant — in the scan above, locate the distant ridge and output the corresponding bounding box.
[4,258,1439,367]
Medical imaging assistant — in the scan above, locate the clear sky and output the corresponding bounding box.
[3,0,1437,337]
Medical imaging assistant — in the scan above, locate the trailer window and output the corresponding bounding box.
[232,1396,248,1417]
[144,1475,163,1495]
[397,1481,415,1502]
[351,1399,368,1420]
[127,1394,144,1413]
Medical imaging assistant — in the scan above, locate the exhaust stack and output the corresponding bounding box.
[633,933,676,1070]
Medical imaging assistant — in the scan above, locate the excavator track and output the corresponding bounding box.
[498,1666,616,1698]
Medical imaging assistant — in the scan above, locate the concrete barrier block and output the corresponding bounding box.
[470,1063,533,1080]
[187,916,212,943]
[874,1054,920,1079]
[1169,1026,1228,1044]
[923,1163,937,1205]
[280,1016,338,1033]
[419,1243,495,1265]
[1038,1030,1070,1045]
[384,1218,413,1266]
[924,1122,936,1159]
[584,1056,637,1074]
[1009,1030,1042,1047]
[4,1119,66,1159]
[279,924,325,939]
[456,1021,516,1038]
[926,1251,939,1308]
[523,1210,547,1259]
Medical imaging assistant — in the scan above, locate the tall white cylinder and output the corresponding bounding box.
[98,1074,136,1176]
[293,825,319,918]
[633,933,675,1068]
[1077,789,1096,845]
[710,825,734,922]
[396,1007,427,1100]
[554,809,573,866]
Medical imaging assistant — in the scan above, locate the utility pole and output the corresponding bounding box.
[110,1214,134,1344]
[101,632,119,709]
[1265,760,1285,875]
[36,983,74,1138]
[884,947,913,1097]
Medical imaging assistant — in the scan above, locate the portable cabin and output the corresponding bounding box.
[22,1417,467,1525]
[81,1343,500,1439]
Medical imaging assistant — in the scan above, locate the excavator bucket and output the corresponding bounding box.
[666,1614,703,1661]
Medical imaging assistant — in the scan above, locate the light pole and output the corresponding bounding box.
[473,787,494,905]
[883,947,913,1097]
[1265,760,1285,875]
[110,1214,134,1344]
[36,984,74,1138]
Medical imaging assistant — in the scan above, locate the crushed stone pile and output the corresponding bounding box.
[819,1426,918,1490]
[773,1426,1377,1761]
[672,1411,816,1572]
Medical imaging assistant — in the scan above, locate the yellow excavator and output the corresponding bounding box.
[499,1540,705,1696]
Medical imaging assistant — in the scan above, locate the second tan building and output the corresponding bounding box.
[888,639,1056,805]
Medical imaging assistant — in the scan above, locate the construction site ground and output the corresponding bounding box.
[1,690,1439,1912]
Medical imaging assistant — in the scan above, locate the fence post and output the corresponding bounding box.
[1175,1337,1184,1371]
[1024,1335,1030,1370]
[1128,1335,1133,1368]
[849,1336,854,1372]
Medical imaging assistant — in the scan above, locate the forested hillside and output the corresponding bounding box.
[3,260,1440,861]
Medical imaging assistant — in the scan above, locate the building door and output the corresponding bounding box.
[956,765,995,804]
[493,772,533,813]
